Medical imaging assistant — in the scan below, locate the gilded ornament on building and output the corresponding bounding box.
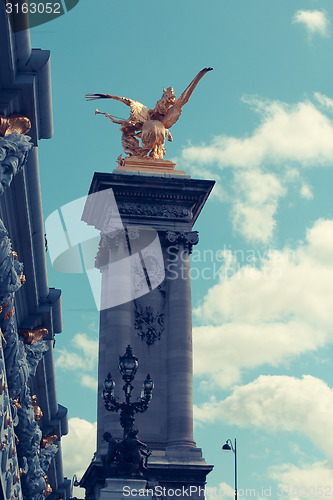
[12,398,21,409]
[134,284,167,345]
[3,306,15,320]
[4,306,15,320]
[43,476,52,497]
[86,67,213,160]
[40,433,57,448]
[1,373,7,393]
[5,409,12,428]
[19,327,48,345]
[10,440,16,457]
[0,114,31,137]
[31,395,43,421]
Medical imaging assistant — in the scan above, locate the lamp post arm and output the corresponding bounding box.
[133,394,152,414]
[234,438,237,500]
[104,397,122,412]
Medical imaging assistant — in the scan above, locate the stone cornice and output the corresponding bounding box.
[84,172,215,231]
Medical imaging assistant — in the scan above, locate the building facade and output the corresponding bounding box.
[0,5,70,500]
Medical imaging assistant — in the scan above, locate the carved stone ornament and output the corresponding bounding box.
[95,228,139,268]
[0,134,53,500]
[134,284,167,345]
[166,230,199,254]
[116,201,192,219]
[0,132,33,197]
[134,302,165,346]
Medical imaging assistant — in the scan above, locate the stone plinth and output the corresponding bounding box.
[100,478,150,500]
[115,156,186,175]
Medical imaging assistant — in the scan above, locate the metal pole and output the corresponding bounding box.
[234,438,237,500]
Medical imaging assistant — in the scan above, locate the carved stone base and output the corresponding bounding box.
[115,156,186,176]
[80,459,213,500]
[100,478,150,500]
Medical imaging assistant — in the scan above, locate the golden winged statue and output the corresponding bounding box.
[86,67,213,160]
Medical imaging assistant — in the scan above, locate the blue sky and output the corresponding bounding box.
[29,0,333,497]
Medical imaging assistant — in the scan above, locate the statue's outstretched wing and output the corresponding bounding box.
[85,93,150,123]
[161,67,213,129]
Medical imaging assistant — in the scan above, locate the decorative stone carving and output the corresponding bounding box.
[0,132,33,197]
[134,302,165,346]
[166,230,199,254]
[24,342,49,378]
[95,228,139,268]
[31,395,43,422]
[39,444,58,475]
[116,202,192,219]
[134,284,167,345]
[0,132,52,500]
[43,475,52,497]
[0,338,23,500]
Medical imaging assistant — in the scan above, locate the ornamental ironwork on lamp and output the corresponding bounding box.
[103,345,154,438]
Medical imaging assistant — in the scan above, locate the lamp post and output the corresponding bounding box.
[222,438,237,500]
[102,345,154,438]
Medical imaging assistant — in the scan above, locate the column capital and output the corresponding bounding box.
[165,231,199,254]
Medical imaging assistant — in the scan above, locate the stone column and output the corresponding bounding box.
[96,230,133,452]
[80,172,215,497]
[165,231,199,452]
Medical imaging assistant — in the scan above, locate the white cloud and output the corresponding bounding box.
[270,462,333,499]
[193,219,333,387]
[206,482,234,499]
[181,96,333,242]
[194,375,333,465]
[56,333,98,390]
[62,418,97,480]
[300,183,313,200]
[292,10,330,38]
[231,169,286,242]
[314,92,333,112]
[81,374,98,391]
[72,333,99,364]
[182,97,333,170]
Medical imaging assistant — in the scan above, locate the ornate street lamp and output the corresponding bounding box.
[103,345,154,438]
[222,438,237,500]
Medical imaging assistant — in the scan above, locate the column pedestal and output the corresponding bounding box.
[100,478,150,500]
